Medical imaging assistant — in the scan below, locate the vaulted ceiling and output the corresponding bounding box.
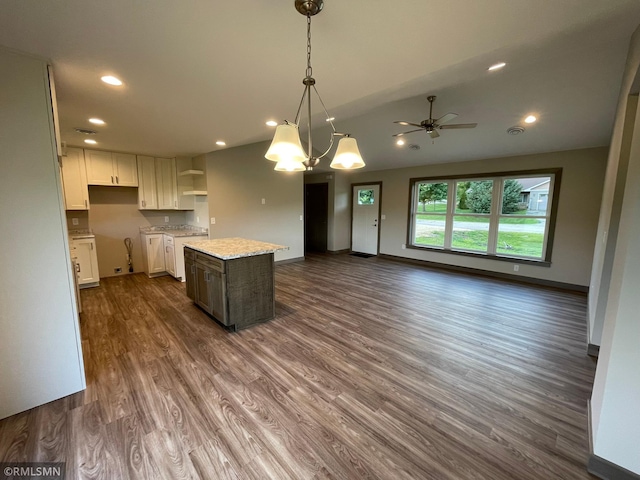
[2,1,639,171]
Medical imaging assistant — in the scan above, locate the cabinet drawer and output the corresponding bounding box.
[184,248,195,261]
[196,252,225,273]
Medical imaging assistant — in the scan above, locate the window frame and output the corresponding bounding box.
[407,168,562,266]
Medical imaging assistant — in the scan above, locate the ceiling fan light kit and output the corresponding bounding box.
[393,95,478,140]
[265,0,365,172]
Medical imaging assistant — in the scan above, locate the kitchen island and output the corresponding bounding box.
[184,238,288,331]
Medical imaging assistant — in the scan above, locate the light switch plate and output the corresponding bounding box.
[381,214,386,220]
[261,198,266,205]
[211,217,216,225]
[71,218,79,226]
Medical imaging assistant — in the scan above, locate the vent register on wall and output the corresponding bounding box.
[59,147,207,212]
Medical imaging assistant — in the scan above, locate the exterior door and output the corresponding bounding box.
[352,184,380,255]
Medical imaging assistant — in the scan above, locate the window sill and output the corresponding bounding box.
[406,244,551,267]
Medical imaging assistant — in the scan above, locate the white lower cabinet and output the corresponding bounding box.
[140,232,206,281]
[70,237,100,287]
[164,235,176,277]
[141,233,166,277]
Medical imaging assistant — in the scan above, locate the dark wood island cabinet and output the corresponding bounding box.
[184,238,288,331]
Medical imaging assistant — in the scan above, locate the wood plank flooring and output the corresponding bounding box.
[0,253,598,479]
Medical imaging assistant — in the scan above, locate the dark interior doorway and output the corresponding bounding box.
[305,183,328,253]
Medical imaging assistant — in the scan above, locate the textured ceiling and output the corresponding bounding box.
[1,1,639,171]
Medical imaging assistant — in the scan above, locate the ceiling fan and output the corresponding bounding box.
[393,95,477,139]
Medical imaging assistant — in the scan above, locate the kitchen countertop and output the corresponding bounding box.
[140,225,208,238]
[68,229,95,239]
[185,237,288,260]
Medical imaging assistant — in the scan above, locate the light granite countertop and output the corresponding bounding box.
[185,237,288,260]
[140,225,208,238]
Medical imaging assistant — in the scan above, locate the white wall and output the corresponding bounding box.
[588,30,640,347]
[590,26,640,475]
[206,141,304,262]
[0,48,85,419]
[340,147,607,287]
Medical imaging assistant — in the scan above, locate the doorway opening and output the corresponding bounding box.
[305,182,329,253]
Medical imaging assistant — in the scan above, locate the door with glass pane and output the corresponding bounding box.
[352,184,380,255]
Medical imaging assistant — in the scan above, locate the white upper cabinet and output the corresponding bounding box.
[113,153,138,186]
[85,150,138,187]
[137,155,158,209]
[60,147,89,210]
[156,157,178,209]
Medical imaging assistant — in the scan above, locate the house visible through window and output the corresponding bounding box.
[409,170,560,262]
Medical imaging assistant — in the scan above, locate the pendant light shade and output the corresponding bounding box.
[330,137,365,170]
[265,123,306,164]
[274,158,307,172]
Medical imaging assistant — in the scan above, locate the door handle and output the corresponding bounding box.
[111,175,114,184]
[165,246,169,253]
[116,176,119,184]
[191,265,196,274]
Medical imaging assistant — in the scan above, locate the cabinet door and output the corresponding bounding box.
[185,257,196,300]
[61,147,89,210]
[207,269,227,324]
[195,264,212,313]
[146,234,166,274]
[75,238,100,284]
[114,153,138,186]
[85,150,115,185]
[164,243,176,277]
[155,157,177,209]
[137,156,158,209]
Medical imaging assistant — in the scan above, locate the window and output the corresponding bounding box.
[408,170,560,263]
[358,189,375,205]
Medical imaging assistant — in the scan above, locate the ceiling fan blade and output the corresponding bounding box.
[439,123,478,129]
[429,129,440,139]
[392,128,424,137]
[435,112,458,125]
[393,121,422,127]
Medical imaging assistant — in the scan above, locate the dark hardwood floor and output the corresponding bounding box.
[0,253,598,479]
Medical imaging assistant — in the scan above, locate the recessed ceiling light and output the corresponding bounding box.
[84,139,97,145]
[488,62,506,71]
[524,115,537,124]
[266,120,278,127]
[325,117,335,122]
[101,75,122,86]
[89,118,105,125]
[216,141,226,146]
[396,139,405,146]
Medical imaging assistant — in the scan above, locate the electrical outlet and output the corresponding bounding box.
[114,267,122,274]
[513,264,519,272]
[196,216,200,223]
[300,215,303,221]
[210,217,216,225]
[402,244,406,249]
[261,198,266,205]
[72,218,79,226]
[164,216,169,223]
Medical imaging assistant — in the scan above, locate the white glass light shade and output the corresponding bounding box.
[330,137,365,169]
[274,158,306,172]
[265,123,306,163]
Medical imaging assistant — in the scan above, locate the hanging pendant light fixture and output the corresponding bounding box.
[265,0,365,172]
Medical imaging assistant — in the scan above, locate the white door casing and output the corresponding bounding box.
[352,184,380,255]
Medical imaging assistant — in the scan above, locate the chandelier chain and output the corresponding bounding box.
[306,14,312,78]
